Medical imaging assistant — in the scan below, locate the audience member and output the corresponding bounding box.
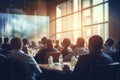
[64,37,89,61]
[61,38,72,58]
[38,37,47,51]
[102,38,116,56]
[22,38,29,54]
[1,37,11,52]
[7,38,43,80]
[112,40,120,62]
[54,40,61,50]
[63,35,113,80]
[35,39,58,64]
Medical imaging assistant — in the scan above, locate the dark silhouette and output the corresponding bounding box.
[4,37,43,80]
[112,40,120,62]
[103,38,116,56]
[1,37,11,52]
[35,39,58,64]
[63,35,113,80]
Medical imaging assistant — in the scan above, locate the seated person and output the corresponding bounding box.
[63,35,113,80]
[1,37,12,52]
[61,38,72,58]
[22,38,29,54]
[35,39,58,64]
[102,38,116,56]
[64,37,89,61]
[7,38,43,80]
[112,40,120,62]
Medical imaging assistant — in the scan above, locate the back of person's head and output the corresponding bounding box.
[0,37,2,45]
[22,39,28,45]
[4,37,9,44]
[63,38,71,48]
[47,39,53,48]
[76,37,85,47]
[89,35,103,51]
[41,37,47,44]
[10,38,23,50]
[105,38,115,47]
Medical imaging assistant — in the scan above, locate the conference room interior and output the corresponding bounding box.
[0,0,120,80]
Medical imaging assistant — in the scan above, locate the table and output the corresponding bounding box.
[39,62,74,72]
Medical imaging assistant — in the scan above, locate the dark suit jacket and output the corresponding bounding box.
[35,48,57,64]
[65,51,113,80]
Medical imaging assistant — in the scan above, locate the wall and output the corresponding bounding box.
[109,0,120,42]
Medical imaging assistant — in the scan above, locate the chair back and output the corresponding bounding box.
[89,62,120,80]
[44,52,61,63]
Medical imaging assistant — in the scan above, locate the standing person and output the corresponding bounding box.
[7,38,43,80]
[63,35,113,80]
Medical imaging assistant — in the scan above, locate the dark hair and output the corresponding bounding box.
[89,35,103,50]
[47,39,53,48]
[63,38,71,48]
[105,38,115,47]
[10,38,23,50]
[41,37,47,44]
[4,37,9,43]
[76,37,85,47]
[23,39,28,45]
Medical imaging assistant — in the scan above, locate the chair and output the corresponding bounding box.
[44,52,61,63]
[89,62,120,80]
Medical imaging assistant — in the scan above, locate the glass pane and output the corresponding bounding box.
[61,17,67,31]
[78,12,81,28]
[67,0,72,14]
[56,2,67,18]
[83,9,91,26]
[83,0,90,9]
[67,15,73,30]
[56,32,73,43]
[93,0,103,5]
[92,24,104,36]
[105,3,109,21]
[73,0,79,12]
[56,19,62,32]
[78,0,81,10]
[73,30,79,44]
[93,5,103,23]
[73,13,79,30]
[104,23,109,40]
[92,23,108,41]
[82,27,91,43]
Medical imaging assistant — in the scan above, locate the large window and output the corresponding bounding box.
[55,0,109,44]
